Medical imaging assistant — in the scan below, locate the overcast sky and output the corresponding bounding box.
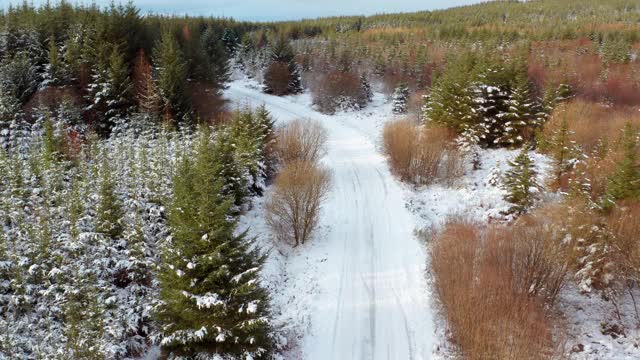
[1,0,482,21]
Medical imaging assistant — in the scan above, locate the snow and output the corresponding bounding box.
[561,283,640,359]
[408,149,553,228]
[227,72,640,360]
[181,291,225,309]
[228,76,435,359]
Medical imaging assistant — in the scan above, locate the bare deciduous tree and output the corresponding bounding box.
[266,160,331,246]
[276,119,328,164]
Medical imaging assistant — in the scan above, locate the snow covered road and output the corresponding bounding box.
[227,79,435,359]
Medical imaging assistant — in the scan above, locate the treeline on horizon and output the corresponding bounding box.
[254,0,640,109]
[270,0,640,41]
[2,0,640,135]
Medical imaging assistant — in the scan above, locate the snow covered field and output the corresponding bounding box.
[226,76,640,360]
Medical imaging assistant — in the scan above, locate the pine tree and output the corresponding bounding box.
[373,53,387,77]
[543,83,572,117]
[472,76,511,147]
[133,49,161,118]
[263,37,303,95]
[360,74,373,103]
[392,82,410,115]
[221,28,239,56]
[42,116,63,166]
[86,44,133,132]
[503,148,542,214]
[64,281,105,359]
[425,59,546,149]
[96,158,124,239]
[237,36,255,72]
[44,35,66,86]
[255,105,277,180]
[63,29,83,81]
[0,91,23,126]
[0,52,38,103]
[157,134,272,358]
[67,176,84,241]
[153,31,193,125]
[201,26,231,93]
[545,116,579,189]
[0,221,11,326]
[605,122,640,207]
[105,45,134,122]
[211,128,247,209]
[228,109,272,198]
[499,74,543,147]
[423,56,477,131]
[456,125,482,170]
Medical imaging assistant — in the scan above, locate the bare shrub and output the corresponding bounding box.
[608,202,640,280]
[608,202,640,323]
[275,119,328,164]
[431,218,567,359]
[382,119,417,180]
[490,218,568,306]
[266,160,331,246]
[310,70,368,114]
[605,65,640,106]
[382,120,464,185]
[264,62,292,96]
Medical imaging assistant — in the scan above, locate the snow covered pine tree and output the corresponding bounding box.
[157,131,272,359]
[263,37,303,96]
[503,148,542,215]
[392,82,410,115]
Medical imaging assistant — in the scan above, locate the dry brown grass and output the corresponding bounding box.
[275,119,328,165]
[543,100,640,154]
[529,40,640,106]
[541,100,640,200]
[608,202,640,271]
[607,202,640,296]
[265,160,331,247]
[431,218,567,359]
[382,120,464,185]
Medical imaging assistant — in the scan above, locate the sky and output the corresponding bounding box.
[1,0,482,21]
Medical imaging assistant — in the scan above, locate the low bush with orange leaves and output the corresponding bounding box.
[383,120,464,186]
[542,100,640,154]
[430,218,567,359]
